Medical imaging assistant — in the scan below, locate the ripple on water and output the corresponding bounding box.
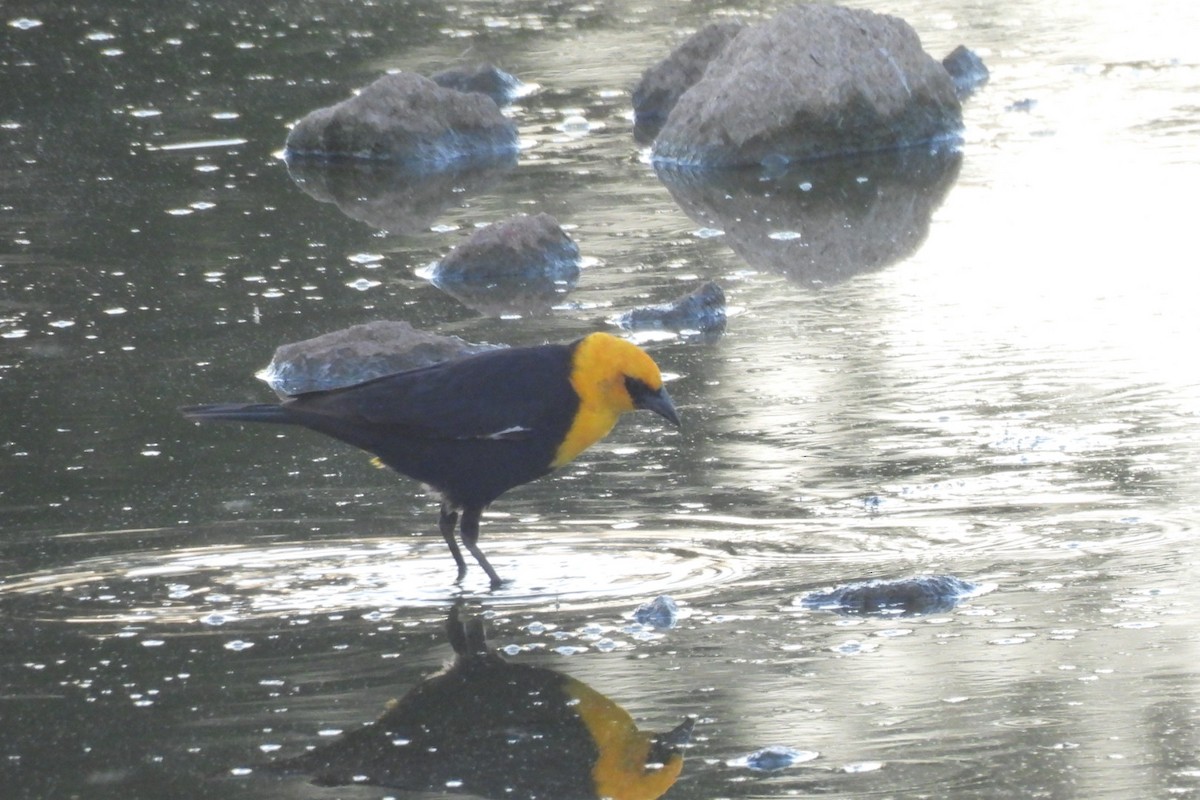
[0,521,750,624]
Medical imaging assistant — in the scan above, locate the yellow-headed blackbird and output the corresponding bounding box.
[181,332,680,587]
[268,605,694,799]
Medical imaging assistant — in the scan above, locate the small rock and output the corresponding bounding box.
[652,4,962,167]
[728,745,819,771]
[799,575,986,616]
[431,63,523,106]
[633,595,679,629]
[258,321,498,396]
[425,213,581,317]
[285,72,518,167]
[615,282,726,338]
[632,21,746,140]
[942,45,989,99]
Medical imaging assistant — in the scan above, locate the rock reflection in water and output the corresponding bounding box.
[286,155,516,234]
[267,606,694,799]
[655,148,961,286]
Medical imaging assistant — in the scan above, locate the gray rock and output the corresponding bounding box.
[800,575,984,616]
[426,214,581,317]
[652,4,963,167]
[632,21,746,141]
[258,321,498,396]
[615,281,726,339]
[285,72,518,167]
[655,148,961,286]
[632,595,679,629]
[430,63,523,106]
[942,45,989,99]
[729,745,818,772]
[286,157,515,234]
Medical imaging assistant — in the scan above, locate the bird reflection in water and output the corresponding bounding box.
[266,605,695,799]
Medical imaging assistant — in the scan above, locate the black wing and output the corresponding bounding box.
[284,343,579,441]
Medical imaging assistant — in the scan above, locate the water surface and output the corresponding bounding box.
[2,0,1199,797]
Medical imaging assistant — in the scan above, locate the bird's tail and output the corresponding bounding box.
[180,402,291,424]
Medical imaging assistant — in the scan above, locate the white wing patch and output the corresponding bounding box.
[483,425,532,440]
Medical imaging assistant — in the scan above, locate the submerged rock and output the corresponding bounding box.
[652,4,962,167]
[727,745,819,772]
[633,595,680,629]
[425,213,581,316]
[942,45,989,99]
[656,148,961,286]
[799,575,985,616]
[258,321,498,396]
[285,72,518,167]
[286,156,515,234]
[431,63,524,106]
[615,281,726,339]
[632,21,746,141]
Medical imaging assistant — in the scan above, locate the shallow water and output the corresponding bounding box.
[2,0,1199,798]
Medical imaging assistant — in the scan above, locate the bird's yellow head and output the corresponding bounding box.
[552,332,680,467]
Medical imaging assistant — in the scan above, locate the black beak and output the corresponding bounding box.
[638,386,681,428]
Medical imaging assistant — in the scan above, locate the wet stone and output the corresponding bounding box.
[615,281,726,339]
[632,21,746,140]
[651,4,963,167]
[259,321,498,396]
[942,45,990,99]
[800,575,982,616]
[430,63,523,106]
[285,72,518,167]
[728,745,819,771]
[426,213,581,317]
[633,595,679,629]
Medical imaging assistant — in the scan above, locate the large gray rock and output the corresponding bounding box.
[258,321,498,396]
[285,72,519,166]
[632,21,745,140]
[425,214,581,317]
[651,4,963,167]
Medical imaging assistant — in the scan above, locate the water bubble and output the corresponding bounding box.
[346,278,381,291]
[224,639,254,651]
[843,761,884,773]
[10,18,44,30]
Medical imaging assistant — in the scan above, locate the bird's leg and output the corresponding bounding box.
[458,506,505,589]
[439,504,468,582]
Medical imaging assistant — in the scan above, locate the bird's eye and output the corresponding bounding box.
[624,376,653,402]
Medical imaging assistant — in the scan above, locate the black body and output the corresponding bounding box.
[181,342,585,587]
